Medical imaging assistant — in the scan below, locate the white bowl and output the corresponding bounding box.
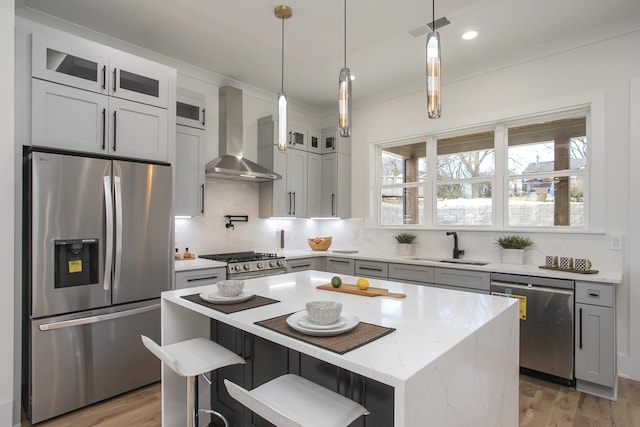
[216,280,245,297]
[305,301,343,325]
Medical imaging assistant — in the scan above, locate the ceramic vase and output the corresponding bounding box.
[501,248,525,264]
[397,243,414,256]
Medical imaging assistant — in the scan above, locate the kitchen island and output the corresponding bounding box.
[161,271,519,426]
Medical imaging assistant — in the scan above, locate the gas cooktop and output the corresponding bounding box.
[199,251,286,278]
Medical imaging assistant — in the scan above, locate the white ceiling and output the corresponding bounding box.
[16,0,640,114]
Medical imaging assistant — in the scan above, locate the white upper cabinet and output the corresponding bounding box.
[30,29,175,162]
[109,49,170,108]
[175,125,205,216]
[176,88,206,130]
[321,127,351,155]
[307,129,322,154]
[32,33,109,94]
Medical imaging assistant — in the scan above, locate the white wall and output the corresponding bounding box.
[1,1,15,425]
[346,29,640,380]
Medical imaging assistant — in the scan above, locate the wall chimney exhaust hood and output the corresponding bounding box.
[205,86,282,182]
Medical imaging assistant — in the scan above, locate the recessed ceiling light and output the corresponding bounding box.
[462,30,478,40]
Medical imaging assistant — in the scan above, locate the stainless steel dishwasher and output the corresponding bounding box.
[490,272,575,386]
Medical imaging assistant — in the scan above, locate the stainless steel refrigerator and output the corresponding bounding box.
[23,150,173,423]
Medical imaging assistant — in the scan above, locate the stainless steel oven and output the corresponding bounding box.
[199,251,287,280]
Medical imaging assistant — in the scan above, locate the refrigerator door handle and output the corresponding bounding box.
[38,304,160,331]
[103,175,114,291]
[114,174,123,292]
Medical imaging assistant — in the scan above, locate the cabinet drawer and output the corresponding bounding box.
[355,260,388,279]
[325,257,355,275]
[575,281,614,307]
[435,268,490,292]
[175,267,225,290]
[388,263,435,285]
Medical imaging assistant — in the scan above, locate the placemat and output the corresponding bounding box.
[255,313,396,355]
[181,293,280,314]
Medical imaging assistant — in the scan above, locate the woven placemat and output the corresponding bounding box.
[255,313,395,355]
[181,293,280,314]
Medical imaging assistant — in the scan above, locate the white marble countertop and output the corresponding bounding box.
[279,249,623,284]
[162,270,520,426]
[163,270,517,386]
[174,258,226,272]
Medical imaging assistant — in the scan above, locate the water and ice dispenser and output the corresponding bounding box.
[54,239,99,288]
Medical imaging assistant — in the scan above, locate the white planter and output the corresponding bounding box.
[397,243,414,256]
[501,248,525,264]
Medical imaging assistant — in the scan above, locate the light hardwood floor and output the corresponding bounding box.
[21,375,640,426]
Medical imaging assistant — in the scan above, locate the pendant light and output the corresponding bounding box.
[426,0,441,119]
[338,0,352,137]
[275,5,292,151]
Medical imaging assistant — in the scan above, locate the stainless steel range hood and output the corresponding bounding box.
[205,86,281,182]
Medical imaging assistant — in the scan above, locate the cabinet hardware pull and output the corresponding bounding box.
[359,266,383,272]
[292,192,296,215]
[332,193,335,216]
[101,108,106,150]
[112,110,117,151]
[187,275,219,282]
[113,68,117,92]
[330,259,350,264]
[288,192,292,215]
[102,65,106,90]
[588,291,599,297]
[291,264,311,269]
[579,307,583,349]
[201,184,205,214]
[202,108,205,126]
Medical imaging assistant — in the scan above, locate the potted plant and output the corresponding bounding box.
[394,233,417,256]
[495,235,534,264]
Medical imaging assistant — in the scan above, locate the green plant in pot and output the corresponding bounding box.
[495,235,533,264]
[394,233,417,256]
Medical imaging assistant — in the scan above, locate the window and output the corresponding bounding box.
[507,117,587,228]
[436,131,494,226]
[373,108,590,230]
[379,141,426,225]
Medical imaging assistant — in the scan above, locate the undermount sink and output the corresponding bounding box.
[438,259,490,266]
[408,257,489,266]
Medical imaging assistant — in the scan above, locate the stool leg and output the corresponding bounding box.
[186,376,197,427]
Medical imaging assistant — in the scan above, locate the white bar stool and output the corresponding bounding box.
[141,335,245,427]
[224,374,369,427]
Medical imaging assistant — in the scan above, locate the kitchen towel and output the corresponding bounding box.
[181,293,280,314]
[255,313,395,355]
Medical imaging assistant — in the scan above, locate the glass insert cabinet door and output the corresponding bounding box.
[109,50,168,108]
[32,34,109,94]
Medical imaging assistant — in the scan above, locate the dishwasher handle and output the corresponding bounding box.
[490,280,574,295]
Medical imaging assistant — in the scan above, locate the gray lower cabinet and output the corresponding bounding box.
[325,257,355,275]
[434,267,490,294]
[355,260,388,279]
[174,267,225,290]
[210,320,394,427]
[388,263,435,286]
[575,281,616,396]
[286,257,319,273]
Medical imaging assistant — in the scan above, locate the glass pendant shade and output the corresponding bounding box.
[426,30,441,119]
[278,91,288,151]
[338,67,352,137]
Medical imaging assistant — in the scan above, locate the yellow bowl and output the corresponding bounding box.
[308,236,332,251]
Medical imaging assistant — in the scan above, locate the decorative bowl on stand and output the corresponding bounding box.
[308,236,332,251]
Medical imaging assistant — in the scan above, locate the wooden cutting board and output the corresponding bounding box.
[317,283,406,298]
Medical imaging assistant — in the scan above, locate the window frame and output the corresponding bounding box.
[371,103,600,233]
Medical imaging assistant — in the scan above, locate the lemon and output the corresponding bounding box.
[331,276,342,288]
[356,277,369,290]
